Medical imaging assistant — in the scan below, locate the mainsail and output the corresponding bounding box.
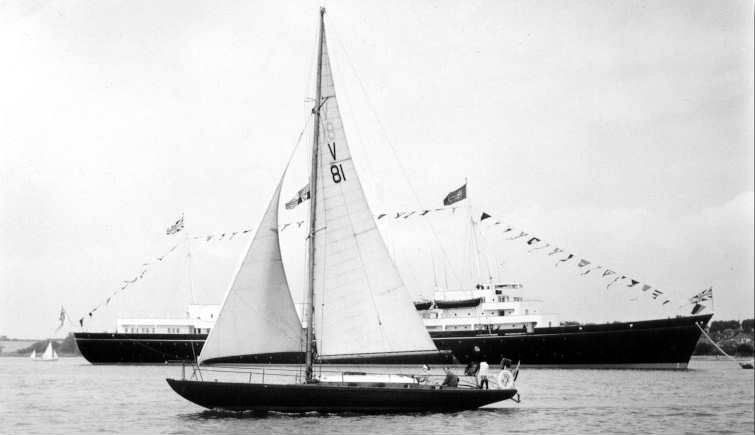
[199,182,303,364]
[311,31,438,359]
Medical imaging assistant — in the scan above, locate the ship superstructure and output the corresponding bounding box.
[419,284,559,333]
[116,304,219,335]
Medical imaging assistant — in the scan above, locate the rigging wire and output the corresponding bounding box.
[184,230,196,305]
[695,323,740,366]
[328,22,464,291]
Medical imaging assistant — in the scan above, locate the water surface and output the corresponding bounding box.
[0,357,752,434]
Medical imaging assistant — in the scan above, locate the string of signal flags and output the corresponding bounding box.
[75,183,710,328]
[278,181,709,313]
[76,242,184,328]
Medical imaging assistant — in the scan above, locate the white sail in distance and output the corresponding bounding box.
[199,181,303,364]
[42,342,56,360]
[311,31,437,359]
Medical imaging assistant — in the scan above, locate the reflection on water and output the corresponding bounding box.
[180,408,479,421]
[0,357,752,434]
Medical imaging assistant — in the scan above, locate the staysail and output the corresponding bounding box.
[199,182,304,364]
[311,31,438,359]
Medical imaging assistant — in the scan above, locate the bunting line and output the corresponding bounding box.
[78,241,184,328]
[462,209,708,312]
[78,201,702,323]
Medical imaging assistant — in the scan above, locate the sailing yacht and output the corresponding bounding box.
[31,342,58,362]
[166,8,518,412]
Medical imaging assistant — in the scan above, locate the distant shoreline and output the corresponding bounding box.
[0,353,80,358]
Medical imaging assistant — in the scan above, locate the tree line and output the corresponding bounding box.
[695,319,754,356]
[12,333,80,356]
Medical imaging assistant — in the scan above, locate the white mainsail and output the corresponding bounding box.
[199,182,303,363]
[311,32,438,359]
[30,349,36,359]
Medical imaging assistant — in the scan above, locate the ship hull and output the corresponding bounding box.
[73,333,206,364]
[435,314,713,369]
[166,378,516,412]
[75,314,712,368]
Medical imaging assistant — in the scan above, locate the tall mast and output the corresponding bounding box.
[467,177,489,289]
[183,219,196,305]
[304,7,326,383]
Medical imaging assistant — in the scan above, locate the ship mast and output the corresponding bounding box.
[304,7,326,383]
[467,178,492,289]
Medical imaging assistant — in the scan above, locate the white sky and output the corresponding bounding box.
[1,0,752,338]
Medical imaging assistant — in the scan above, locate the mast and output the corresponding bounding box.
[467,177,490,289]
[304,7,326,383]
[184,218,196,304]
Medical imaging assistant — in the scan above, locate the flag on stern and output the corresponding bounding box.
[443,184,467,206]
[285,184,311,209]
[691,303,706,315]
[55,306,67,331]
[689,287,713,305]
[166,215,184,235]
[689,287,713,314]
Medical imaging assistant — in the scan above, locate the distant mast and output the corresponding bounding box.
[304,6,326,383]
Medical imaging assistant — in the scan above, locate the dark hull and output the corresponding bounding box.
[76,314,712,369]
[166,378,516,412]
[436,314,713,369]
[74,332,205,364]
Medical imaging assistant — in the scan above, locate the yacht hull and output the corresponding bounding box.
[166,378,516,412]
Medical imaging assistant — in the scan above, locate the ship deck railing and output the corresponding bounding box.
[176,361,489,389]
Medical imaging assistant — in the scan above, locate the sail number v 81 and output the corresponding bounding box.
[326,141,346,184]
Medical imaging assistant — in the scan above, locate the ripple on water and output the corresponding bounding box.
[0,358,752,434]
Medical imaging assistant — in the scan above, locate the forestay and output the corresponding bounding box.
[199,182,303,364]
[311,31,437,358]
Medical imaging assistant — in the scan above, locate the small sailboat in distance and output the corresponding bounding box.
[166,8,518,412]
[31,342,58,362]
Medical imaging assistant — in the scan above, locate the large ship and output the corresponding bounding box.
[73,15,713,369]
[74,291,711,368]
[74,304,215,364]
[420,285,711,369]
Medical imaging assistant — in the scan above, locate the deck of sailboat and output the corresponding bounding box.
[166,377,517,413]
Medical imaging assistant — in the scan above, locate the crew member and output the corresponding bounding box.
[477,361,490,389]
[441,367,459,387]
